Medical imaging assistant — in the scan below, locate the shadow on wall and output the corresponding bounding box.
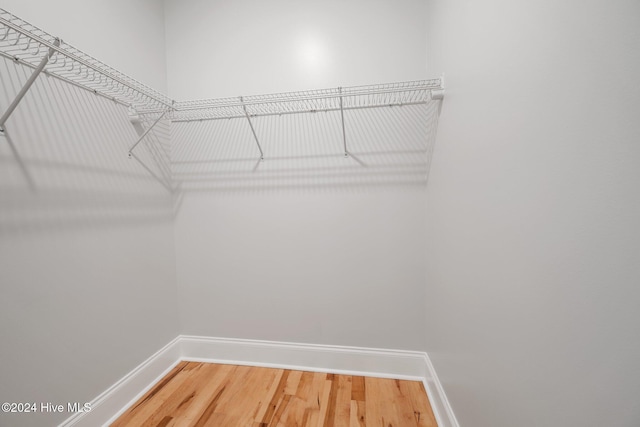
[1,53,442,234]
[0,56,174,235]
[171,98,442,194]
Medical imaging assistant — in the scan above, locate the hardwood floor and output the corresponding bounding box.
[111,361,438,427]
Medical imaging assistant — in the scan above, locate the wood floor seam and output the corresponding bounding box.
[111,362,437,427]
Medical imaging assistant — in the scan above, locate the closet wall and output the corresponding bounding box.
[165,0,433,350]
[424,1,640,426]
[0,2,178,427]
[164,0,429,99]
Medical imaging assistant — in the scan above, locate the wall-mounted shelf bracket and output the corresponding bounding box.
[127,111,172,192]
[431,89,445,100]
[0,36,59,191]
[338,87,348,157]
[128,111,166,157]
[128,149,172,193]
[240,96,264,161]
[0,38,59,133]
[431,74,445,100]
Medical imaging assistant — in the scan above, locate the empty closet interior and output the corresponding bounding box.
[2,1,639,427]
[1,1,447,426]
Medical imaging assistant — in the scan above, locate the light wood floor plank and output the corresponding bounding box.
[284,370,303,395]
[179,363,237,426]
[111,362,436,427]
[364,377,386,427]
[349,400,361,427]
[399,380,439,427]
[334,375,352,426]
[351,376,365,402]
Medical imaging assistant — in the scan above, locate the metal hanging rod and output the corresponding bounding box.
[0,7,445,190]
[169,79,444,122]
[0,8,173,111]
[169,100,432,123]
[0,7,444,123]
[173,79,442,111]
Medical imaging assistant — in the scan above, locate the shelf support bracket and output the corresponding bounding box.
[0,38,60,133]
[338,87,348,157]
[128,111,172,192]
[240,96,264,160]
[128,111,166,157]
[129,150,172,192]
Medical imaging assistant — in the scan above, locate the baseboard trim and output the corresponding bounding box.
[60,335,459,427]
[180,335,429,380]
[423,353,460,427]
[58,336,181,427]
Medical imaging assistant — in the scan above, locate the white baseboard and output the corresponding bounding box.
[60,335,459,427]
[58,336,182,427]
[180,335,429,380]
[423,353,461,427]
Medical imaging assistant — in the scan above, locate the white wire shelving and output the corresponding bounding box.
[0,8,174,114]
[0,7,444,121]
[169,79,443,122]
[168,80,444,159]
[0,6,444,189]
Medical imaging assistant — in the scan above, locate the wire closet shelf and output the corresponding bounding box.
[0,7,444,122]
[0,6,444,186]
[169,79,444,122]
[0,8,173,112]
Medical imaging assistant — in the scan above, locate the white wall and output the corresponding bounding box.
[0,2,178,426]
[166,0,433,351]
[175,191,428,349]
[164,0,428,99]
[425,1,640,426]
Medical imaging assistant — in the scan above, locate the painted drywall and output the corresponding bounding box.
[424,1,640,426]
[164,0,429,99]
[0,2,178,427]
[174,190,428,350]
[167,0,432,351]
